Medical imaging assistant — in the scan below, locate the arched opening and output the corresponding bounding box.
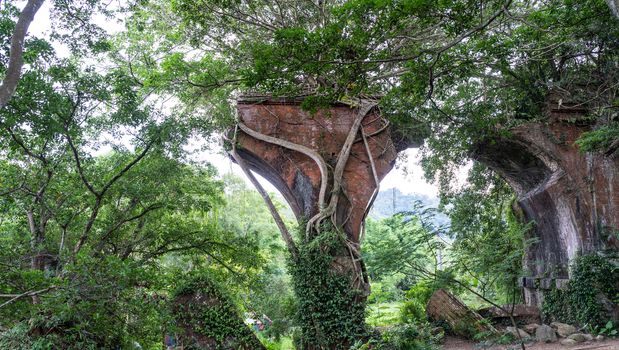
[231,97,619,311]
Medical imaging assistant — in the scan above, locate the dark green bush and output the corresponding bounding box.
[400,277,456,324]
[351,323,440,350]
[171,274,263,350]
[542,254,619,329]
[400,300,426,324]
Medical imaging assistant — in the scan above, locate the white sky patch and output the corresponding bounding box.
[191,140,442,199]
[381,148,439,197]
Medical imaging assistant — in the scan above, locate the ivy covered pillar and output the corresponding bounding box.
[228,96,418,348]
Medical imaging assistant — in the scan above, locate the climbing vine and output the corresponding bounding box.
[171,274,264,350]
[542,254,619,329]
[288,228,370,349]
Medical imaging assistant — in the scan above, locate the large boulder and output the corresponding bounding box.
[550,322,576,338]
[535,324,557,343]
[505,327,530,339]
[477,304,540,325]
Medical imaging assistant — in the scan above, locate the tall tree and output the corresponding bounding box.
[0,5,267,347]
[0,0,45,109]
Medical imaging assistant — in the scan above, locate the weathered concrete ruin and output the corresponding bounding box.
[473,100,619,306]
[231,96,415,296]
[231,96,619,307]
[233,97,408,241]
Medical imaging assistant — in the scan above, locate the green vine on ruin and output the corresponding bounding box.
[171,274,265,350]
[288,227,370,350]
[542,254,619,329]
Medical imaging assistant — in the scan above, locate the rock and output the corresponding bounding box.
[567,333,586,342]
[551,322,576,337]
[596,334,605,341]
[583,334,593,341]
[477,305,541,325]
[560,338,577,346]
[505,326,530,339]
[524,323,540,333]
[536,324,558,343]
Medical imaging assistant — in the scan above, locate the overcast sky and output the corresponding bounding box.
[26,1,441,198]
[201,146,440,197]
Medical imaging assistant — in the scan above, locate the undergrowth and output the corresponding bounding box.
[542,254,619,330]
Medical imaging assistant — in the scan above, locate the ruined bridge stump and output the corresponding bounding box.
[232,97,408,243]
[229,96,420,348]
[230,95,619,313]
[474,99,619,306]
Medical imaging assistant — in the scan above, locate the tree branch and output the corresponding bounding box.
[72,139,157,256]
[0,286,56,309]
[99,140,155,197]
[229,126,299,260]
[94,203,163,253]
[319,0,511,67]
[0,0,46,109]
[606,0,619,19]
[4,126,47,165]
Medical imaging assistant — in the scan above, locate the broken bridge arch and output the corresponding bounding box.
[229,95,619,307]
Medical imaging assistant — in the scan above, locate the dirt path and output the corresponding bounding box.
[442,336,619,350]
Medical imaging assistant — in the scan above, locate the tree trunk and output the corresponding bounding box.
[606,0,619,19]
[0,0,46,109]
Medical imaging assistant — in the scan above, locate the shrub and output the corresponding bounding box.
[171,274,263,349]
[351,323,440,350]
[400,300,426,324]
[542,254,619,329]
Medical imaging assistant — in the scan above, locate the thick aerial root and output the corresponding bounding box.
[359,125,381,242]
[237,122,329,211]
[306,100,377,237]
[229,126,299,260]
[353,119,390,144]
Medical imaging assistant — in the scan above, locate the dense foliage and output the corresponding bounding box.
[1,0,618,349]
[161,0,619,173]
[542,254,619,329]
[171,274,264,349]
[0,4,278,348]
[288,228,369,349]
